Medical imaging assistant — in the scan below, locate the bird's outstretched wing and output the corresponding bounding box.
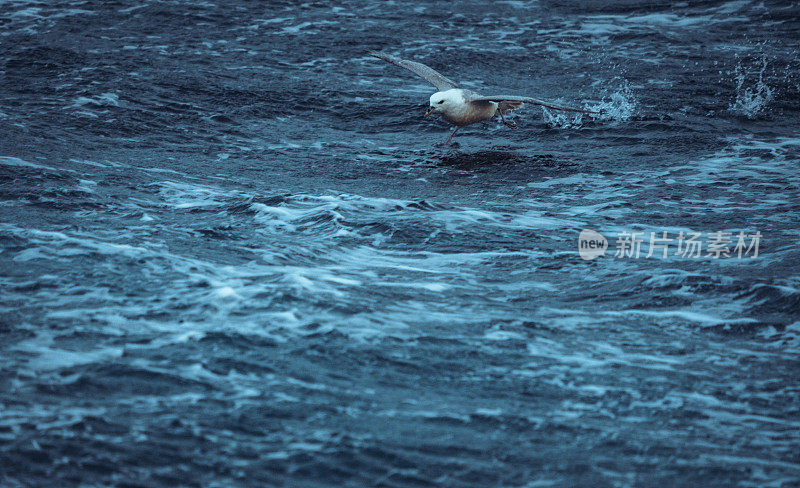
[469,94,597,114]
[368,51,459,91]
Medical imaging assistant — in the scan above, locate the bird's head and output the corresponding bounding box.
[425,89,460,117]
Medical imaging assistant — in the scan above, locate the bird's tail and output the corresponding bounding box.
[498,101,524,112]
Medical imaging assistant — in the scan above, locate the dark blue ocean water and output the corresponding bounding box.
[1,1,799,486]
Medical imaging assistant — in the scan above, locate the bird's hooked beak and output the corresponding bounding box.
[424,106,433,117]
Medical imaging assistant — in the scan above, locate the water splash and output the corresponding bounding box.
[540,106,584,129]
[589,78,638,122]
[544,78,638,127]
[729,55,774,119]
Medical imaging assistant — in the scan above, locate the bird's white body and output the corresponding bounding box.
[428,89,499,126]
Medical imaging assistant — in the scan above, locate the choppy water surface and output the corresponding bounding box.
[1,1,799,486]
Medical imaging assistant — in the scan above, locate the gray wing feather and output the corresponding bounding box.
[469,94,597,114]
[368,51,459,91]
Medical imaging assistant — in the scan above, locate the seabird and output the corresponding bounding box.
[368,51,597,145]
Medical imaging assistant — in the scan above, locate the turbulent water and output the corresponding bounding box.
[1,1,799,487]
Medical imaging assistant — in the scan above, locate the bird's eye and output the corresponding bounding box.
[437,100,444,104]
